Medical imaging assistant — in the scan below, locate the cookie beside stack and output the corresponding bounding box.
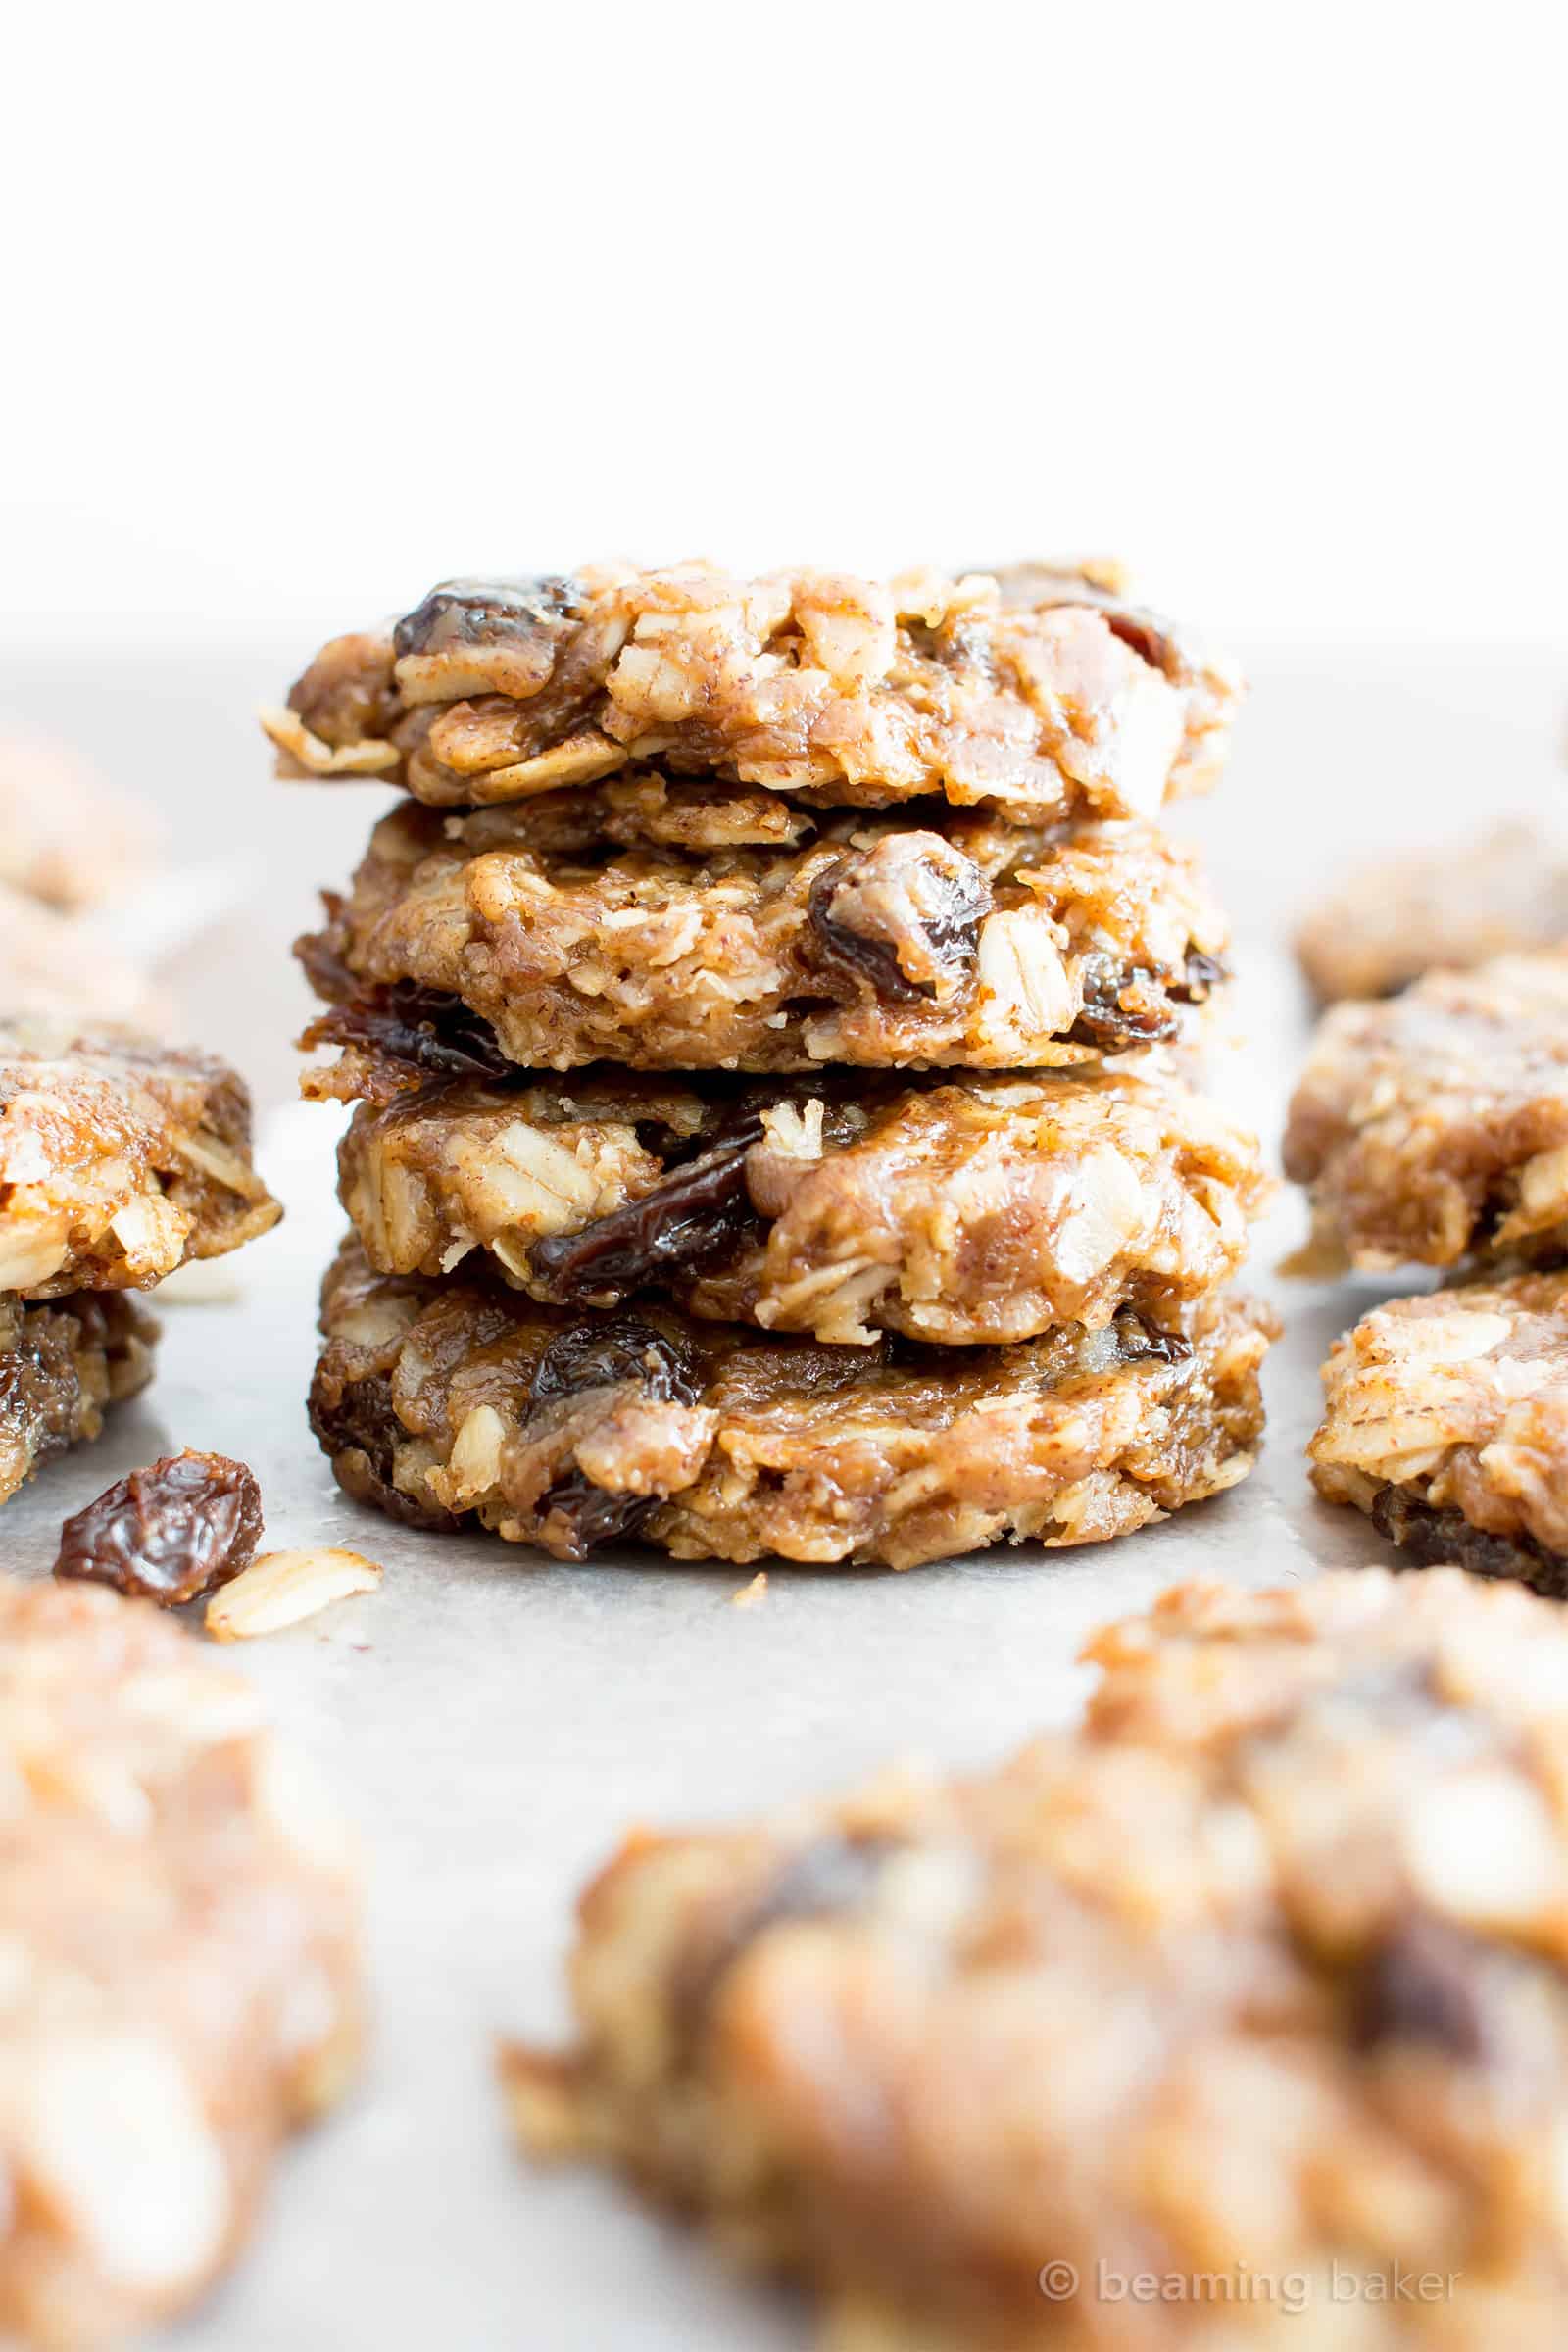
[268,562,1275,1568]
[0,1019,281,1505]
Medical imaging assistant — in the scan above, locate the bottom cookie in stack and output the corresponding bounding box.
[309,1237,1277,1568]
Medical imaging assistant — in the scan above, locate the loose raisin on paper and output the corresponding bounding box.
[54,1449,265,1605]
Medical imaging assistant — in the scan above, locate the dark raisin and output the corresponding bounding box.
[528,1116,765,1305]
[1098,603,1177,677]
[392,575,581,660]
[673,1834,905,2043]
[308,1370,460,1533]
[1112,1308,1193,1365]
[1368,1486,1568,1598]
[1065,959,1179,1050]
[302,980,514,1086]
[807,843,990,1004]
[527,1318,703,1412]
[54,1449,264,1605]
[537,1469,661,1557]
[1354,1919,1491,2062]
[1065,946,1228,1048]
[1174,948,1228,1002]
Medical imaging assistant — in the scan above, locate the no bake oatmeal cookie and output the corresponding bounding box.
[297,791,1227,1078]
[506,1569,1568,2352]
[336,1064,1269,1348]
[0,887,167,1033]
[0,1016,281,1298]
[265,561,1241,821]
[1284,952,1568,1273]
[310,1239,1274,1566]
[0,1289,158,1506]
[1311,1268,1568,1592]
[0,1574,362,2348]
[1297,821,1568,1003]
[0,730,152,914]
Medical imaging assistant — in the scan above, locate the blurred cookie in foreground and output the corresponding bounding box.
[1284,951,1568,1274]
[1297,820,1568,1003]
[297,793,1228,1077]
[507,1569,1568,2351]
[0,1573,362,2346]
[1311,1269,1568,1593]
[310,1237,1275,1566]
[336,1064,1270,1347]
[266,561,1242,819]
[0,1016,281,1298]
[0,1290,158,1506]
[0,727,154,912]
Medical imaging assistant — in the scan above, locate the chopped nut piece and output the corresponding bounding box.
[55,1449,264,1605]
[205,1546,382,1642]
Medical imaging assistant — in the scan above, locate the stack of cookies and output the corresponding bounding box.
[267,561,1276,1569]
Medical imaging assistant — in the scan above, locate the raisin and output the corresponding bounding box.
[1369,1486,1568,1598]
[1066,946,1229,1049]
[528,1115,765,1305]
[1098,603,1178,678]
[54,1449,264,1605]
[393,575,581,660]
[303,981,514,1086]
[1112,1308,1193,1366]
[1065,959,1180,1050]
[527,1318,703,1412]
[1354,1918,1491,2062]
[807,840,990,1004]
[309,1369,460,1533]
[537,1469,661,1557]
[1174,948,1228,1002]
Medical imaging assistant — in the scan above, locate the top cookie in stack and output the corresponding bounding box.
[270,562,1276,1568]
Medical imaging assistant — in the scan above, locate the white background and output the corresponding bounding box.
[3,0,1564,652]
